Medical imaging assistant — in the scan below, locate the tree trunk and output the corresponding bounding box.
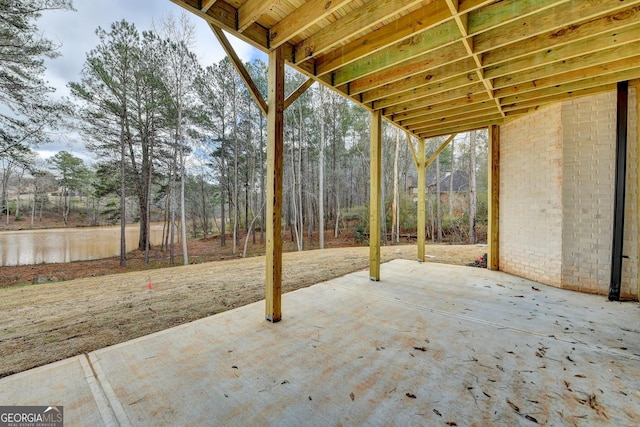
[119,119,127,267]
[179,143,188,265]
[318,86,325,249]
[449,138,455,217]
[391,129,400,244]
[469,130,477,244]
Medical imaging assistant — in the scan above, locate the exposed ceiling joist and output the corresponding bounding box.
[172,0,640,139]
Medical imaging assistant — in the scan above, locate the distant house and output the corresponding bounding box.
[406,170,469,194]
[407,171,469,216]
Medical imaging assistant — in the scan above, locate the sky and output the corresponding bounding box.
[37,0,264,160]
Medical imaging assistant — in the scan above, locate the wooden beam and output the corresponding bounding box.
[495,55,640,99]
[201,0,217,12]
[369,109,382,281]
[210,24,268,116]
[407,106,499,131]
[500,83,618,112]
[411,112,506,135]
[417,119,504,139]
[406,132,419,169]
[269,0,353,49]
[347,42,470,96]
[333,20,460,87]
[383,82,487,117]
[400,103,496,127]
[474,0,640,54]
[425,134,456,169]
[313,0,452,76]
[294,0,424,62]
[170,0,270,52]
[467,0,569,35]
[265,45,285,322]
[372,73,479,110]
[488,124,499,271]
[362,57,476,104]
[238,0,280,33]
[284,78,314,110]
[417,137,426,262]
[486,23,640,81]
[492,40,640,90]
[392,94,492,123]
[498,67,640,106]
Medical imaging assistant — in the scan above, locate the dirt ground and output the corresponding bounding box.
[0,231,486,378]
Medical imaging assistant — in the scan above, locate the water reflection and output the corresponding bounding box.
[0,224,166,266]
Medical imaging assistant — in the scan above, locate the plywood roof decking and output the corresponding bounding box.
[172,0,640,138]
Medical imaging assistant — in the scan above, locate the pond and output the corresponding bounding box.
[0,224,166,266]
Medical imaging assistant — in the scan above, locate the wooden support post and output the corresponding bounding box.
[417,138,426,262]
[637,82,640,301]
[369,110,382,281]
[488,125,500,271]
[265,46,284,322]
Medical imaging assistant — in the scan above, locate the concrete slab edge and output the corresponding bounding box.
[86,353,132,427]
[79,355,119,426]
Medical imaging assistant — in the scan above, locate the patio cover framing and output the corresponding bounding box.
[170,0,640,319]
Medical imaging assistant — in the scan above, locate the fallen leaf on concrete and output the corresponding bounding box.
[445,423,458,426]
[574,374,586,378]
[413,346,427,352]
[433,409,441,416]
[524,414,539,423]
[349,392,355,401]
[532,286,540,291]
[406,393,416,399]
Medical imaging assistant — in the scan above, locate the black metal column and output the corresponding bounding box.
[608,81,628,301]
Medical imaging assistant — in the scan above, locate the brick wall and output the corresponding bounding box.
[499,88,638,299]
[499,104,563,286]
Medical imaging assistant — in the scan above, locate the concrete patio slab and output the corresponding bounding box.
[1,260,639,426]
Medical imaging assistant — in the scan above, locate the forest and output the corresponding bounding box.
[0,1,488,266]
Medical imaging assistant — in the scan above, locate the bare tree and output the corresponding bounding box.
[469,130,477,244]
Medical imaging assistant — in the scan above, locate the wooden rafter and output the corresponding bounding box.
[200,0,217,12]
[238,0,280,32]
[294,0,424,63]
[312,0,453,76]
[269,0,353,49]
